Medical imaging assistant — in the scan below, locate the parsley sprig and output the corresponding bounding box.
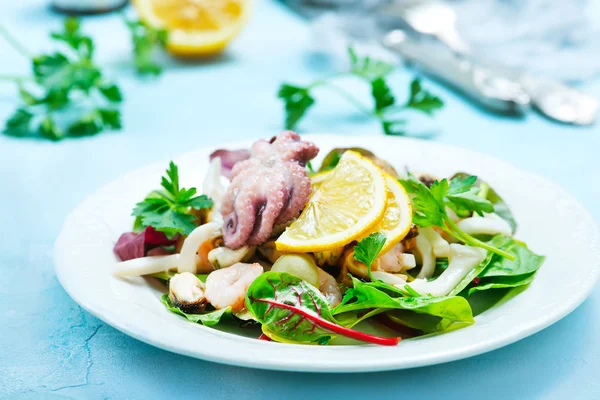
[278,47,443,136]
[0,18,122,140]
[353,232,420,296]
[399,174,515,260]
[133,162,214,238]
[354,232,387,281]
[123,16,168,76]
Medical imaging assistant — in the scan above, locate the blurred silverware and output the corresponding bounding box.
[382,0,470,54]
[519,75,599,125]
[377,0,598,125]
[51,0,127,15]
[382,30,530,114]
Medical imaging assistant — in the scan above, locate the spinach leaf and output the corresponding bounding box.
[160,294,230,326]
[386,308,471,334]
[333,308,387,329]
[333,278,474,331]
[481,235,545,278]
[468,272,536,296]
[454,235,544,297]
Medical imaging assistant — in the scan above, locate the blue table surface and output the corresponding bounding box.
[1,1,599,399]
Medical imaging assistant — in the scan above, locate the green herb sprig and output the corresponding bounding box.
[133,161,213,238]
[0,18,122,140]
[399,174,515,260]
[353,232,387,281]
[352,232,418,296]
[278,47,443,136]
[123,16,168,76]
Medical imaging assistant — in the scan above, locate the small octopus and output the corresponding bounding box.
[221,131,319,249]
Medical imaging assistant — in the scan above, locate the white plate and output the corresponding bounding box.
[54,134,600,372]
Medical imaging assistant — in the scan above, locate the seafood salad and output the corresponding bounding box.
[113,131,544,346]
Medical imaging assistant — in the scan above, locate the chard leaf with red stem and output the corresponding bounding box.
[245,272,400,346]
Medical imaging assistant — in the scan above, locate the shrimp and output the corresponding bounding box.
[378,242,416,274]
[317,267,342,308]
[205,262,263,312]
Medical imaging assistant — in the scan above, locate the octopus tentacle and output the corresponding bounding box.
[223,190,257,248]
[275,163,311,224]
[247,178,289,245]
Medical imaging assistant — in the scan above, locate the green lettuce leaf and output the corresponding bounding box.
[160,294,230,326]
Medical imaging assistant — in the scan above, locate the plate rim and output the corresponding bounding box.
[54,133,600,372]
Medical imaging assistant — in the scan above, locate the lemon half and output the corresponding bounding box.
[134,0,250,57]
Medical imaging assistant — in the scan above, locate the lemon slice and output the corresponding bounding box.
[310,170,332,191]
[276,151,387,252]
[361,174,413,254]
[134,0,250,57]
